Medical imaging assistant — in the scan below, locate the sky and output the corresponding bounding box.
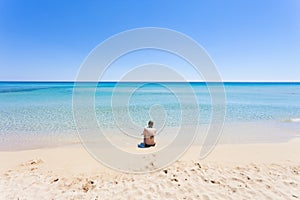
[0,0,300,81]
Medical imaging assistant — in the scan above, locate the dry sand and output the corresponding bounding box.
[0,139,299,199]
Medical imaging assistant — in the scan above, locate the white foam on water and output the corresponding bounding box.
[290,118,300,122]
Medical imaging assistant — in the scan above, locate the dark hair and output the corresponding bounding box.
[148,120,154,128]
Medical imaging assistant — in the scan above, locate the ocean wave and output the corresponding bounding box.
[288,118,300,122]
[0,86,73,94]
[0,87,49,93]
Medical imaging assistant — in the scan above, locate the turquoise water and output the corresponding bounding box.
[0,82,300,149]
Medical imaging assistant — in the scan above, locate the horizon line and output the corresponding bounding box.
[1,80,300,83]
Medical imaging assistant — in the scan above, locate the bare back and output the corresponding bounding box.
[143,127,156,145]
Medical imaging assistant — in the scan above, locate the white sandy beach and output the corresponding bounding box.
[0,138,299,199]
[1,0,300,199]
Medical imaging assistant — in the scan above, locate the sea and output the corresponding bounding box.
[0,82,300,150]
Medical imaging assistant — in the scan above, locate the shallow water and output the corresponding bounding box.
[0,82,300,150]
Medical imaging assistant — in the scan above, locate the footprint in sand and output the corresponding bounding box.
[20,159,44,167]
[82,180,96,192]
[51,178,59,183]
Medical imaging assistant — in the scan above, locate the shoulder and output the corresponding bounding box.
[146,127,156,134]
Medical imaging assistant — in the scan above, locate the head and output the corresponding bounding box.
[148,120,154,128]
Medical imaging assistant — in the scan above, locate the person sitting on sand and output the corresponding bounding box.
[138,120,156,148]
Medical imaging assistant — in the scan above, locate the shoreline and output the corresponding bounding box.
[1,121,299,199]
[1,120,299,152]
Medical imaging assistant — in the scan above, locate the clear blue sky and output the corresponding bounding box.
[0,0,299,81]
